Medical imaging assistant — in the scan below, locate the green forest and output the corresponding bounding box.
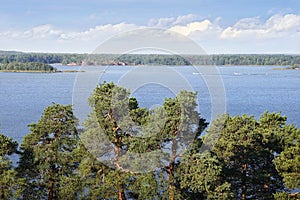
[0,51,300,66]
[1,82,299,200]
[0,62,57,72]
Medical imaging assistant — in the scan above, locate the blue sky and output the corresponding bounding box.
[0,0,299,53]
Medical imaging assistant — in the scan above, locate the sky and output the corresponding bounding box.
[0,0,299,54]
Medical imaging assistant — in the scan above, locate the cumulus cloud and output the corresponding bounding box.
[0,23,141,52]
[164,13,300,41]
[148,14,204,28]
[220,14,300,39]
[148,17,175,28]
[0,24,61,39]
[59,23,139,41]
[0,13,299,53]
[23,24,61,39]
[164,13,300,53]
[173,14,204,25]
[233,17,261,29]
[168,20,221,36]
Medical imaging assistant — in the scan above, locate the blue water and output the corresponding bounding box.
[0,65,299,144]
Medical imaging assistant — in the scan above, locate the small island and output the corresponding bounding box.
[272,65,300,70]
[0,62,57,73]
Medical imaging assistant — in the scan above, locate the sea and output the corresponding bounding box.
[0,65,299,145]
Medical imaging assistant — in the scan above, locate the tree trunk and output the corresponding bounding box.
[242,163,247,200]
[241,147,247,200]
[113,142,126,200]
[168,161,175,200]
[113,127,126,200]
[168,137,177,200]
[48,179,54,200]
[117,184,126,200]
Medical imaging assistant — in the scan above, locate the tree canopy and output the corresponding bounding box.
[0,83,299,199]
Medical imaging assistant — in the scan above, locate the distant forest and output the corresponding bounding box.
[0,62,57,72]
[0,51,299,66]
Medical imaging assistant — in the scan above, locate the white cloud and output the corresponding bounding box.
[172,14,204,25]
[148,14,204,28]
[164,13,300,53]
[0,24,61,39]
[59,23,139,41]
[165,13,300,41]
[265,14,300,31]
[233,17,261,29]
[220,14,300,39]
[148,17,175,28]
[0,23,141,53]
[23,24,61,39]
[0,13,299,54]
[169,20,221,36]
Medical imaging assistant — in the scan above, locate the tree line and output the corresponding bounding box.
[0,82,299,199]
[0,51,300,66]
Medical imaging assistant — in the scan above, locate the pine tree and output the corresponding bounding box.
[274,123,300,199]
[80,82,209,199]
[158,90,208,200]
[17,104,80,200]
[0,134,24,199]
[210,112,291,199]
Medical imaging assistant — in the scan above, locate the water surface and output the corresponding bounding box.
[0,65,299,144]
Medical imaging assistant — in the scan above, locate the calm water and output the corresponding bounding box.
[0,65,299,144]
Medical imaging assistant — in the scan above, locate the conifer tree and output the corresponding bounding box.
[81,82,209,199]
[274,124,299,199]
[0,134,24,199]
[210,112,294,199]
[17,104,80,200]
